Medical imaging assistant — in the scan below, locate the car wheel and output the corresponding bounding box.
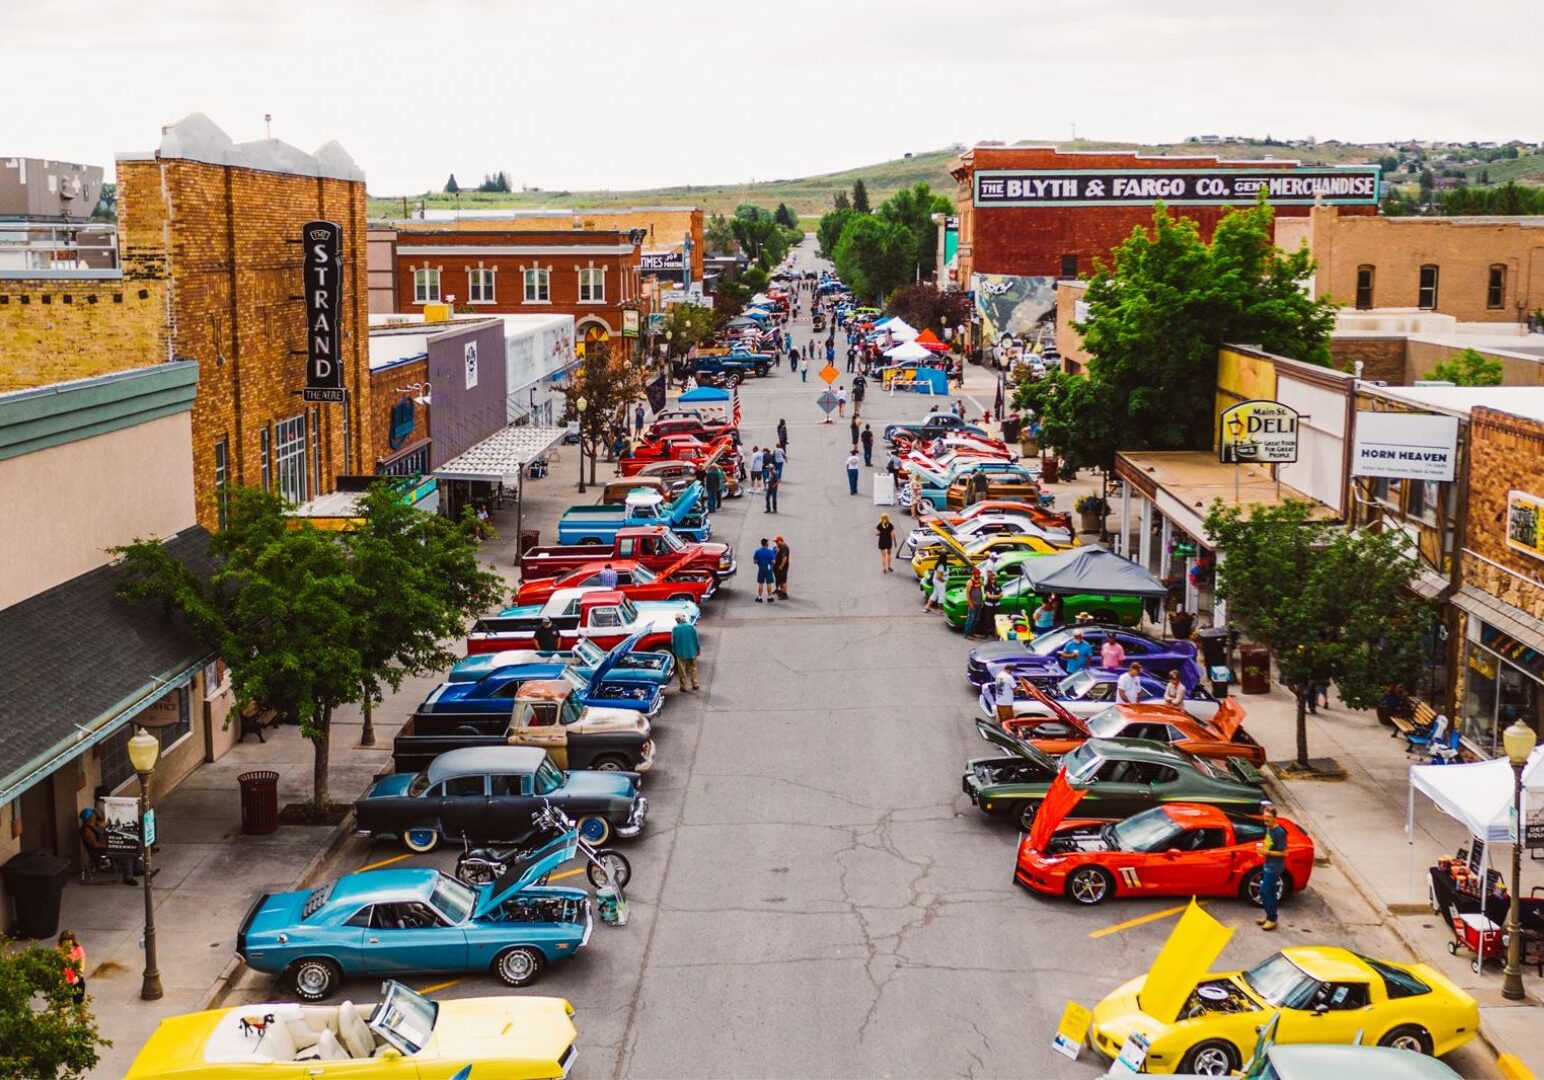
[587,849,632,889]
[1179,1039,1240,1076]
[1239,867,1293,907]
[577,815,612,844]
[1017,801,1041,831]
[590,755,628,772]
[1378,1025,1433,1055]
[1065,865,1114,905]
[580,537,603,546]
[493,946,544,988]
[288,958,341,1002]
[402,827,441,853]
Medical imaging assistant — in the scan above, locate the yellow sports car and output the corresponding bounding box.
[126,979,577,1079]
[909,524,1067,580]
[1088,902,1478,1076]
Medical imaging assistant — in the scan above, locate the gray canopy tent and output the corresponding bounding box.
[1016,547,1169,598]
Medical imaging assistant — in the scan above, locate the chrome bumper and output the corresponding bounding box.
[617,795,649,837]
[636,741,656,773]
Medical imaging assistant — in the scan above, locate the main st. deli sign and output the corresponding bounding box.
[301,220,345,403]
[974,166,1380,208]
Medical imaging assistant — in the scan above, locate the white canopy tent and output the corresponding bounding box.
[880,317,919,341]
[1408,747,1544,845]
[884,340,933,362]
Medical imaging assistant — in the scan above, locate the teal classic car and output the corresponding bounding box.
[932,552,1144,628]
[237,824,590,999]
[450,637,675,688]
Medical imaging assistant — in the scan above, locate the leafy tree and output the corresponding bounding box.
[1425,347,1504,386]
[1418,167,1434,201]
[816,206,859,259]
[1377,154,1399,175]
[703,212,737,255]
[349,482,503,748]
[660,301,716,359]
[833,190,851,211]
[852,179,871,213]
[115,489,363,809]
[560,342,647,485]
[1014,371,1121,474]
[444,174,459,194]
[1205,501,1434,768]
[885,284,972,340]
[831,214,913,303]
[773,203,797,228]
[877,182,953,283]
[739,266,770,294]
[90,182,116,222]
[1034,198,1335,471]
[729,205,790,269]
[0,944,108,1080]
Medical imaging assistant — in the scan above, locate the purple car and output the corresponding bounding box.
[965,625,1202,690]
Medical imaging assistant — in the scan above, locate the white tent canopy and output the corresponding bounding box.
[881,318,919,341]
[1408,746,1544,845]
[885,340,933,362]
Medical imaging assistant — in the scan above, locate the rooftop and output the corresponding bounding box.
[1366,385,1544,423]
[116,112,363,182]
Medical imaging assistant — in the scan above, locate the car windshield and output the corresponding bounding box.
[1243,953,1322,1009]
[370,982,439,1056]
[430,875,476,925]
[1110,808,1183,852]
[1062,743,1102,784]
[631,565,656,584]
[1057,670,1099,700]
[661,531,686,553]
[616,598,640,624]
[533,758,563,795]
[574,639,603,666]
[1085,706,1125,739]
[1028,626,1078,655]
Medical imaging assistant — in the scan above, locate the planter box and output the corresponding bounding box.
[1078,511,1103,533]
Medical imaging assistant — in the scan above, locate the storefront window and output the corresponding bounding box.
[98,687,192,790]
[1460,622,1544,757]
[1460,645,1499,756]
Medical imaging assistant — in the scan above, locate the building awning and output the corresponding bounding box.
[1115,451,1338,540]
[0,527,214,805]
[1408,567,1452,602]
[1452,584,1544,654]
[432,425,568,484]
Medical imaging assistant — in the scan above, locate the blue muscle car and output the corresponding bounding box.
[966,625,1203,690]
[236,830,590,1000]
[420,636,662,719]
[449,637,676,688]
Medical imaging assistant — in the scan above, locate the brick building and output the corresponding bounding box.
[1275,206,1544,322]
[380,224,645,360]
[0,114,375,530]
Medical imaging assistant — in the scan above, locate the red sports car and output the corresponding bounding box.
[513,553,718,607]
[1015,773,1314,907]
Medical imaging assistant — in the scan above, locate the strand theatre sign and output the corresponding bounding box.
[974,166,1380,208]
[301,220,346,402]
[1219,400,1299,464]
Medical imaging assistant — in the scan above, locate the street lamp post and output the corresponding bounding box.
[127,727,162,1001]
[1502,718,1538,1001]
[576,396,589,494]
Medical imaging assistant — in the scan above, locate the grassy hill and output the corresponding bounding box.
[366,139,1409,221]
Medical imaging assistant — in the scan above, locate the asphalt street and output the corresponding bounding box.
[242,237,1496,1079]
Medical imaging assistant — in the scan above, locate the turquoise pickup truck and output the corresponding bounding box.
[556,484,710,544]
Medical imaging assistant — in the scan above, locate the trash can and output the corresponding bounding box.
[1039,453,1059,485]
[1196,627,1231,669]
[518,530,540,557]
[1239,643,1272,695]
[2,851,74,940]
[1001,417,1023,442]
[237,770,281,835]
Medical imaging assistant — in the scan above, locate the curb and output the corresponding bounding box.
[195,809,357,1013]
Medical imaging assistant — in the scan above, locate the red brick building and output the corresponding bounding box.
[382,226,645,359]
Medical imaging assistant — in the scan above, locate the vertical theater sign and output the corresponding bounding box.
[302,220,346,403]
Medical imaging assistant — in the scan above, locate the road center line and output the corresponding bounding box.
[1088,901,1203,939]
[413,977,464,995]
[355,852,412,873]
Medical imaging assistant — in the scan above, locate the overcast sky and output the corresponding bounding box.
[8,0,1541,195]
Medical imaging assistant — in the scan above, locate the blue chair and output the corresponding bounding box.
[1405,711,1452,759]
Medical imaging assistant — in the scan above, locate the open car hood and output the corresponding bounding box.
[592,632,646,683]
[475,829,581,917]
[1207,698,1247,740]
[1026,770,1087,852]
[1136,900,1235,1024]
[975,718,1059,772]
[927,520,970,558]
[1020,682,1086,729]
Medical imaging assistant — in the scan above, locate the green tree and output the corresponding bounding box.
[0,944,108,1080]
[831,214,913,303]
[1205,501,1434,768]
[833,190,851,211]
[444,174,459,194]
[90,182,116,222]
[877,182,953,283]
[739,266,770,294]
[1377,154,1399,175]
[852,179,870,213]
[1425,347,1504,386]
[1014,371,1121,474]
[816,206,859,259]
[730,205,790,269]
[1418,167,1434,202]
[703,212,737,255]
[773,203,796,228]
[114,489,364,809]
[660,301,716,359]
[1035,198,1335,471]
[349,482,503,748]
[560,342,647,485]
[884,284,973,340]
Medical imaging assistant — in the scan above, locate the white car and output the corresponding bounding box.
[978,668,1221,726]
[899,515,1072,559]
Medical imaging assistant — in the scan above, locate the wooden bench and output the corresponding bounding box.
[1388,698,1434,737]
[238,704,278,744]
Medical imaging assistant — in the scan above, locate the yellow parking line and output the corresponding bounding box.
[548,867,585,881]
[414,978,464,995]
[356,853,412,874]
[1088,901,1202,939]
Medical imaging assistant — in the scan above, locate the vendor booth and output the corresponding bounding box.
[678,385,741,429]
[994,547,1171,641]
[879,361,949,395]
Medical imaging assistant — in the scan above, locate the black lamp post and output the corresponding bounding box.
[1502,718,1538,1001]
[127,727,162,1001]
[576,396,589,494]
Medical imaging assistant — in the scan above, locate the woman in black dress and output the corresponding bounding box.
[876,514,896,573]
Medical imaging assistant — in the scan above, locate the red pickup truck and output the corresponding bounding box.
[520,525,736,583]
[514,553,718,607]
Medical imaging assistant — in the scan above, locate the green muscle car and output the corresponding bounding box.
[930,552,1144,628]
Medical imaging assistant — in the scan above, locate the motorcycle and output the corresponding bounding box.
[456,802,632,892]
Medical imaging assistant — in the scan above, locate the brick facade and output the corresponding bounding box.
[1461,407,1544,622]
[414,208,705,283]
[368,356,429,471]
[1327,336,1407,383]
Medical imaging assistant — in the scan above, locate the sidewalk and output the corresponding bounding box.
[1238,678,1541,1078]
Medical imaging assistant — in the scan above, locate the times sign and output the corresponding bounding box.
[974,167,1380,208]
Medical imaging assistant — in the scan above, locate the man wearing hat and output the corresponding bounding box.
[671,613,701,692]
[1057,628,1093,674]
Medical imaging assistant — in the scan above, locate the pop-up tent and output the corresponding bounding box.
[884,340,933,362]
[1408,747,1542,845]
[881,317,919,341]
[1016,547,1170,598]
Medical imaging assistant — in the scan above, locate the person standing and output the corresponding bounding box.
[706,462,724,513]
[846,344,858,372]
[801,358,809,383]
[860,424,874,467]
[1256,803,1288,931]
[59,930,86,1004]
[909,474,924,519]
[852,375,866,418]
[1048,592,1065,626]
[764,469,780,513]
[876,514,895,572]
[1162,669,1186,707]
[1057,628,1093,673]
[753,538,777,602]
[981,566,1003,635]
[772,443,786,479]
[777,418,789,454]
[599,563,619,589]
[963,569,987,639]
[994,669,1018,725]
[926,562,948,613]
[788,348,799,373]
[846,449,862,495]
[849,416,861,450]
[825,341,836,367]
[1100,634,1126,670]
[836,385,847,417]
[634,403,646,437]
[774,536,790,598]
[748,446,764,492]
[671,613,701,692]
[1032,597,1056,634]
[1116,661,1145,704]
[535,617,561,652]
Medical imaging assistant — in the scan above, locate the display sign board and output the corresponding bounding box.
[1352,412,1459,481]
[142,809,156,848]
[974,166,1380,208]
[640,251,684,273]
[301,220,346,403]
[1052,1001,1092,1061]
[1218,400,1299,464]
[1506,490,1544,563]
[819,364,840,385]
[622,309,640,338]
[815,390,839,415]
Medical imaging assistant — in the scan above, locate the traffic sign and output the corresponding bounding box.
[815,391,839,415]
[819,363,840,385]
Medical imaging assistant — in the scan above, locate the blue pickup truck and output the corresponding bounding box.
[449,637,675,689]
[416,649,663,722]
[556,485,710,545]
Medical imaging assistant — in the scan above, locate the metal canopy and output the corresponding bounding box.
[431,425,567,483]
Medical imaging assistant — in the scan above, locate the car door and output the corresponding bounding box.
[483,772,538,841]
[361,901,466,976]
[510,701,569,769]
[1151,825,1233,894]
[1088,759,1165,819]
[430,774,490,840]
[1275,981,1374,1047]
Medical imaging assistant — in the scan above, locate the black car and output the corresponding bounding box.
[355,745,647,852]
[883,412,987,444]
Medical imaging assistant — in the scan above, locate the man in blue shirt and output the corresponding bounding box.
[753,537,777,603]
[1257,802,1289,931]
[671,614,701,692]
[1057,628,1093,674]
[598,563,619,589]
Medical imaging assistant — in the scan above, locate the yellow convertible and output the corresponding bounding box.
[1088,902,1478,1076]
[909,523,1067,580]
[126,979,577,1079]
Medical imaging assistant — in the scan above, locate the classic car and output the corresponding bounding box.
[989,689,1265,766]
[1237,1043,1462,1080]
[125,980,577,1078]
[238,834,590,998]
[966,624,1202,689]
[416,640,662,719]
[904,515,1073,562]
[909,526,1069,580]
[598,475,678,503]
[1014,774,1314,906]
[617,433,713,470]
[902,506,1072,558]
[466,589,697,655]
[962,734,1266,830]
[884,412,987,444]
[451,637,674,688]
[644,414,737,442]
[1088,902,1478,1075]
[557,486,709,544]
[516,554,718,608]
[980,671,1226,727]
[356,745,647,851]
[943,467,1043,510]
[395,677,656,776]
[938,553,1143,629]
[519,525,735,583]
